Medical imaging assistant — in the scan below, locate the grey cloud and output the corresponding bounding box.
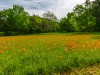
[0,0,57,10]
[0,0,93,19]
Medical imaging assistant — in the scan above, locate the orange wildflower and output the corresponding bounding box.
[21,48,26,52]
[0,50,4,53]
[70,44,78,49]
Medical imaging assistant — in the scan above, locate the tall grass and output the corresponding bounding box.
[0,33,100,75]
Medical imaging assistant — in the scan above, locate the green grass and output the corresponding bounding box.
[0,50,100,75]
[0,33,100,75]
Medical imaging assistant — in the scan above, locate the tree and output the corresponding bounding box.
[29,15,42,33]
[2,9,14,35]
[29,14,59,33]
[70,0,96,32]
[42,11,59,32]
[12,5,30,34]
[42,11,57,21]
[2,5,30,35]
[92,0,100,31]
[72,4,87,31]
[41,18,49,32]
[60,0,96,32]
[0,11,4,32]
[60,12,75,32]
[84,0,96,31]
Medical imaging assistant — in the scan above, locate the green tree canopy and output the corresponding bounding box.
[1,5,30,35]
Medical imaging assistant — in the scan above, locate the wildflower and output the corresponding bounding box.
[0,50,4,53]
[21,48,26,52]
[70,44,78,49]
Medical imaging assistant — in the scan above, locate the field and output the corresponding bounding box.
[0,33,100,75]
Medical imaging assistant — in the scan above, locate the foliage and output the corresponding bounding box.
[71,1,96,32]
[0,5,59,35]
[42,11,59,32]
[0,11,4,32]
[29,15,42,33]
[60,12,75,32]
[92,0,100,31]
[29,14,59,33]
[0,5,30,35]
[59,0,97,32]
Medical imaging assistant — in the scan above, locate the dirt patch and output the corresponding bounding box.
[54,64,100,75]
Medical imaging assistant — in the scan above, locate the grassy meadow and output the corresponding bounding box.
[0,33,100,75]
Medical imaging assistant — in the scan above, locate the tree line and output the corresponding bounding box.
[0,5,59,35]
[0,0,100,36]
[60,0,100,32]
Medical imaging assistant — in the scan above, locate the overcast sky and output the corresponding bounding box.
[0,0,94,19]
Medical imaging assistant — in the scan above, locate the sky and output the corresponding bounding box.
[0,0,94,19]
